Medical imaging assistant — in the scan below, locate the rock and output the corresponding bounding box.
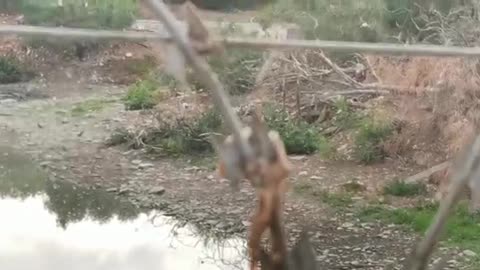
[106,187,117,193]
[149,186,166,195]
[61,118,69,124]
[463,250,477,257]
[310,175,323,181]
[290,155,306,161]
[299,171,308,176]
[131,159,142,165]
[125,52,133,58]
[138,163,154,169]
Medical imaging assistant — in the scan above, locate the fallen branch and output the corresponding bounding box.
[404,161,450,184]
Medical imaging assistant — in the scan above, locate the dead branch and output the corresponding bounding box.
[315,51,363,87]
[404,161,450,184]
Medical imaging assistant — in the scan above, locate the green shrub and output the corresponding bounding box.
[124,79,166,110]
[0,57,26,84]
[150,109,223,155]
[383,179,427,197]
[263,104,329,155]
[354,118,393,164]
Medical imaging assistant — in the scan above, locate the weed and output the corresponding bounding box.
[71,98,115,116]
[124,79,167,111]
[353,118,393,164]
[383,179,427,197]
[263,104,331,155]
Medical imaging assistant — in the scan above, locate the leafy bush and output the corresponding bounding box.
[354,118,393,164]
[263,104,331,155]
[383,179,427,197]
[124,79,167,110]
[0,57,27,84]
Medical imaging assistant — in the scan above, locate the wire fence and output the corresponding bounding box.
[3,0,480,269]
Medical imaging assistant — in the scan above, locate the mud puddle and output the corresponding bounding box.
[0,146,247,270]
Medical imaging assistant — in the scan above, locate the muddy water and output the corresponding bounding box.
[0,147,248,270]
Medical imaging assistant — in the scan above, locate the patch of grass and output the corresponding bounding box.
[0,56,27,84]
[383,179,427,197]
[71,98,116,116]
[353,118,393,164]
[359,202,480,259]
[263,104,332,155]
[123,78,167,111]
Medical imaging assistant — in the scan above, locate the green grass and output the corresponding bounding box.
[359,203,480,261]
[383,179,427,197]
[71,98,116,116]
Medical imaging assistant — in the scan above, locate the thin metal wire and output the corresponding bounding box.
[3,24,480,57]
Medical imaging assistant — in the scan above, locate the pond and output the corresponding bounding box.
[0,146,248,270]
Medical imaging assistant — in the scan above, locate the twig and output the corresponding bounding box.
[404,161,450,184]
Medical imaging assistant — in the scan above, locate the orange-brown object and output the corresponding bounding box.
[177,1,224,56]
[217,126,292,270]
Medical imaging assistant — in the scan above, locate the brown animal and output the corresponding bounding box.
[217,125,292,270]
[176,1,224,55]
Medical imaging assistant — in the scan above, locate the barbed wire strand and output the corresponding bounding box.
[4,24,480,57]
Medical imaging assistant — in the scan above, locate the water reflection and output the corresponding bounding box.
[0,147,248,270]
